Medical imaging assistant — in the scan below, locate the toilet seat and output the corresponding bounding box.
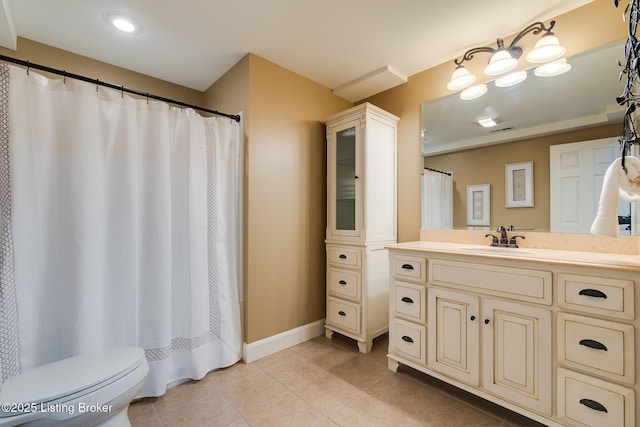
[0,347,147,418]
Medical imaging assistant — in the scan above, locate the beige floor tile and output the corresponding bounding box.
[329,392,423,427]
[293,371,364,416]
[154,384,242,427]
[206,360,265,389]
[300,342,358,371]
[218,369,288,416]
[260,352,329,389]
[243,391,327,426]
[367,370,445,419]
[328,354,391,390]
[128,399,163,427]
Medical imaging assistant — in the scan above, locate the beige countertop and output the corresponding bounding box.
[387,240,640,272]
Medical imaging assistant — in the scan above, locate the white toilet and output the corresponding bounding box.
[0,347,149,427]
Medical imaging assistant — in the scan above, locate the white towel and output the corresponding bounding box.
[591,156,640,237]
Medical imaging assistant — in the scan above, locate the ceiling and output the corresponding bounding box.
[0,0,594,101]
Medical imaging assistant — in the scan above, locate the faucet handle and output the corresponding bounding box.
[485,233,499,246]
[509,235,525,247]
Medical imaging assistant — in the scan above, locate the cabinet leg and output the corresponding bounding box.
[325,328,334,339]
[357,340,372,354]
[388,358,399,373]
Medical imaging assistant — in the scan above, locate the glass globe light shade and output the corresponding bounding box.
[525,34,566,63]
[534,58,571,77]
[460,84,488,100]
[484,50,518,76]
[447,66,476,91]
[494,70,528,87]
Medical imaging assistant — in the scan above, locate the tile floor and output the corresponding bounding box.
[128,334,547,427]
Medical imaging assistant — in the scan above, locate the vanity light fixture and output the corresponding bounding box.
[447,20,566,92]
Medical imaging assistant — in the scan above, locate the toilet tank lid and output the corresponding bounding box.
[0,347,146,410]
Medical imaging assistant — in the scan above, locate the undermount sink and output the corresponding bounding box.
[458,246,534,255]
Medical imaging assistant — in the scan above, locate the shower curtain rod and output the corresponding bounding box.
[424,166,452,176]
[0,54,241,122]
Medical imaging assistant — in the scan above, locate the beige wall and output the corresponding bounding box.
[363,0,627,242]
[204,54,351,343]
[0,38,204,106]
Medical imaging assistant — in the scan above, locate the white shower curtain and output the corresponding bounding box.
[0,63,242,396]
[421,170,453,229]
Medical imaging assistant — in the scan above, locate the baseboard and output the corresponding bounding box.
[242,319,325,363]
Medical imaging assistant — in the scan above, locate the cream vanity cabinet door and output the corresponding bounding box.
[482,298,552,415]
[428,287,480,386]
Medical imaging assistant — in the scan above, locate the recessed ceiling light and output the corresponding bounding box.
[104,13,143,35]
[477,117,502,128]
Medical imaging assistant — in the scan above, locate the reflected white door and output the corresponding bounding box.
[550,137,629,234]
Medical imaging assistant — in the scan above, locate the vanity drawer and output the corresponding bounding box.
[327,245,362,269]
[429,259,551,305]
[393,281,426,322]
[558,273,634,320]
[558,313,634,384]
[327,297,360,334]
[392,254,426,282]
[328,268,361,301]
[557,368,635,427]
[391,318,426,363]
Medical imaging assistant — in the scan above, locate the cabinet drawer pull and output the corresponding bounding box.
[401,264,414,270]
[339,254,347,259]
[579,339,608,351]
[338,311,346,316]
[401,335,414,343]
[579,398,608,413]
[401,297,414,304]
[338,280,347,285]
[579,288,607,299]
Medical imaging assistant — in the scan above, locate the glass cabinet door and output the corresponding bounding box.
[331,121,360,236]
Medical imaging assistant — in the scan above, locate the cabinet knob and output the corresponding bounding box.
[579,398,608,413]
[470,315,476,321]
[354,176,359,180]
[484,319,490,325]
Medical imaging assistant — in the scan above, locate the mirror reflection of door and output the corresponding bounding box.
[550,137,635,234]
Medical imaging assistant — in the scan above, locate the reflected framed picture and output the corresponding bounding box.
[466,184,490,226]
[506,161,534,208]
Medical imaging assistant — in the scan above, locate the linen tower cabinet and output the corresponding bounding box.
[323,103,399,353]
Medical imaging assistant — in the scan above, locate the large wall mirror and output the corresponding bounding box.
[420,40,636,235]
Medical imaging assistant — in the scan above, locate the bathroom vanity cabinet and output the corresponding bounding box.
[324,103,398,353]
[387,241,639,426]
